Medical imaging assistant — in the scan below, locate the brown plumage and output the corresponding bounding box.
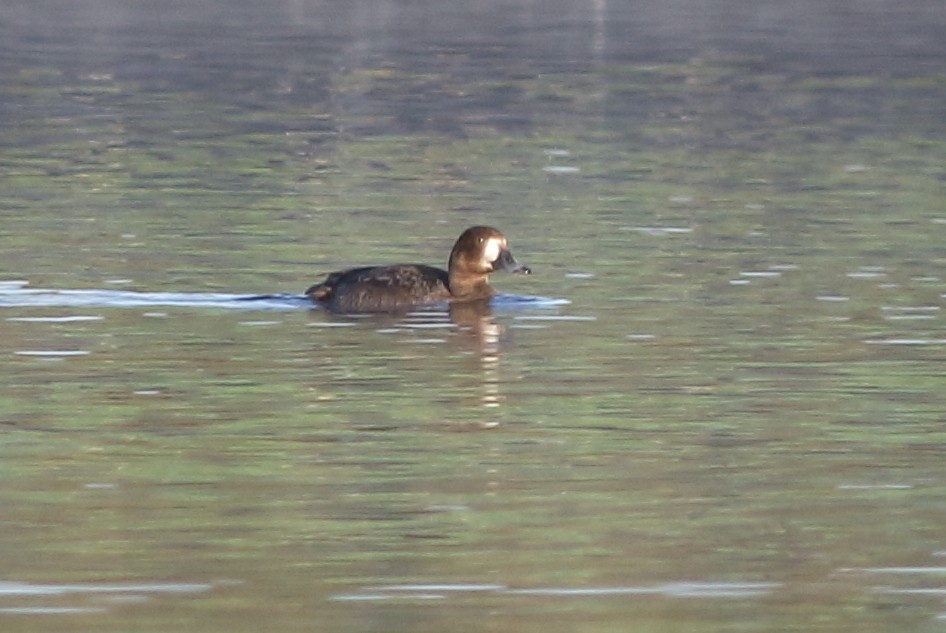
[305,226,530,313]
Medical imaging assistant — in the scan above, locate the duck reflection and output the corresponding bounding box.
[403,299,505,411]
[309,298,511,415]
[449,299,503,409]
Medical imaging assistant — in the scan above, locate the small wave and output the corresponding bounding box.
[0,288,310,310]
[0,285,568,312]
[331,581,779,602]
[491,294,571,310]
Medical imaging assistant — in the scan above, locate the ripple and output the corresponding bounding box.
[400,322,456,330]
[840,567,946,574]
[368,584,506,593]
[491,295,571,309]
[881,306,940,312]
[513,315,596,322]
[837,483,913,490]
[876,588,946,595]
[0,606,107,615]
[881,306,940,321]
[883,315,937,321]
[331,581,779,602]
[14,350,90,357]
[0,289,310,310]
[622,226,693,236]
[6,315,103,323]
[865,338,946,346]
[0,581,215,595]
[330,593,395,602]
[506,582,780,598]
[0,288,569,312]
[739,271,781,278]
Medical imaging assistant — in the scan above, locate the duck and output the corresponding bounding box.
[305,226,531,313]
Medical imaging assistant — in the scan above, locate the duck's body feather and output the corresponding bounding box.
[305,226,529,314]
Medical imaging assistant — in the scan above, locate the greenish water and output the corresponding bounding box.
[2,1,946,631]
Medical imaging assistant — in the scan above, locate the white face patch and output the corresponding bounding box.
[482,237,505,264]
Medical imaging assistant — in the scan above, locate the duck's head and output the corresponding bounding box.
[448,226,531,277]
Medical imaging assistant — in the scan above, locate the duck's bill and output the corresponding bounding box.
[495,249,531,274]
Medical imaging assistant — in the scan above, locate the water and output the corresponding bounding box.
[2,1,946,631]
[0,282,566,311]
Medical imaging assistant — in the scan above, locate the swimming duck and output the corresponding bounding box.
[305,226,531,313]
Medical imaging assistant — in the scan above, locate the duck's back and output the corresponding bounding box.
[305,264,450,313]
